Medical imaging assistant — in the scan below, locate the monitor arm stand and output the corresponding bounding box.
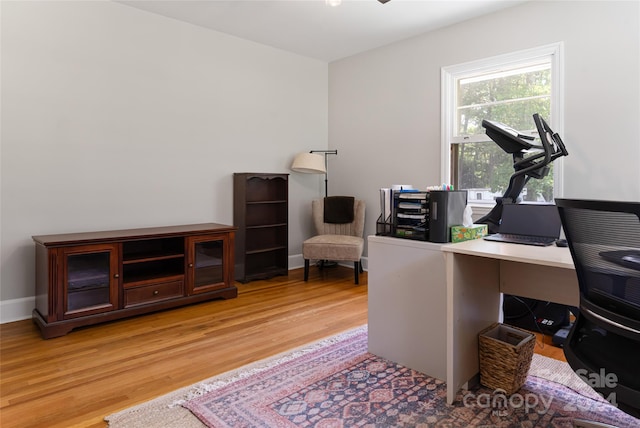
[477,152,534,233]
[477,117,565,234]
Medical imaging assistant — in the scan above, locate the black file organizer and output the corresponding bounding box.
[390,190,467,242]
[392,191,429,241]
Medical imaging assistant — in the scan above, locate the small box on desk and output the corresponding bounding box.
[451,224,488,243]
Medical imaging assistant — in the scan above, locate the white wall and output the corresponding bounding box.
[3,0,639,323]
[328,0,640,246]
[0,1,328,321]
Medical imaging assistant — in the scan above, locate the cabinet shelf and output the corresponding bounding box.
[246,223,287,230]
[247,200,287,205]
[123,274,184,288]
[123,257,184,284]
[123,269,184,286]
[68,283,108,294]
[122,253,184,264]
[244,265,286,280]
[246,245,287,255]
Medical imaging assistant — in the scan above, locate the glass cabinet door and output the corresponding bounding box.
[60,244,119,319]
[187,234,229,294]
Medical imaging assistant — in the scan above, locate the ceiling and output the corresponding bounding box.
[117,0,528,62]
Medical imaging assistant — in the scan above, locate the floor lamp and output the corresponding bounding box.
[291,150,338,197]
[291,150,339,268]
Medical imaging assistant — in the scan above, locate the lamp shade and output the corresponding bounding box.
[291,152,326,174]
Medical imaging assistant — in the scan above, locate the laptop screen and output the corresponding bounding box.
[499,204,562,238]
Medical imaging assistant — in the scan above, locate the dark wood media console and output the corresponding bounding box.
[32,223,237,338]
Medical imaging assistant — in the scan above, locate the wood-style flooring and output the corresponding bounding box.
[0,266,565,428]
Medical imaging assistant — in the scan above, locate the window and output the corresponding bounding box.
[441,44,564,208]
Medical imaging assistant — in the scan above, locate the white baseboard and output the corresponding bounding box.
[289,254,306,270]
[0,256,369,325]
[1,296,35,324]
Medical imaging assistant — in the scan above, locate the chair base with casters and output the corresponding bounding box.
[303,234,364,284]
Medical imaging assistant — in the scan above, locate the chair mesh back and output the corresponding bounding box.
[556,199,640,327]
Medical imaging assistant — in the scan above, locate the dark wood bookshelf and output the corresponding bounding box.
[234,173,289,283]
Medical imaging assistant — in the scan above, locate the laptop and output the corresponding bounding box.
[483,203,562,246]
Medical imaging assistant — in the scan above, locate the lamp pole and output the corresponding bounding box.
[310,150,337,197]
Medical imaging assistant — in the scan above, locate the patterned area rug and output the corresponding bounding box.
[106,326,639,427]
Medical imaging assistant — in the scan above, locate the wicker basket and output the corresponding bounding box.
[478,322,535,394]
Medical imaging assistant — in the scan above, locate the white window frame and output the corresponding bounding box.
[441,43,565,206]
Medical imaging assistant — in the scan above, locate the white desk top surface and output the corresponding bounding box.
[441,238,575,269]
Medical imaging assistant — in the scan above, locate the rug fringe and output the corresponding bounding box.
[169,325,368,407]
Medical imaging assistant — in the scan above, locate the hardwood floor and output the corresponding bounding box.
[0,266,565,428]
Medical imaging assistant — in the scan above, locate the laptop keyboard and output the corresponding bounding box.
[493,233,556,246]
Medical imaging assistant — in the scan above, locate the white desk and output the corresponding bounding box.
[441,239,579,404]
[367,236,448,381]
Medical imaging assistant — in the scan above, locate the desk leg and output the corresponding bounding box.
[446,252,501,404]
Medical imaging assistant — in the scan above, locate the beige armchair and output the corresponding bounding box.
[302,198,365,284]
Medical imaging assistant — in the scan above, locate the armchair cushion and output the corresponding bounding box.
[302,235,364,262]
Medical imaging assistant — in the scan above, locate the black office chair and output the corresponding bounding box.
[556,199,640,418]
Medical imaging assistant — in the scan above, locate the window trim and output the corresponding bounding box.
[441,43,565,203]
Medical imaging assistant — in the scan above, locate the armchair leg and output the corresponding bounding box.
[353,261,360,284]
[304,259,309,281]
